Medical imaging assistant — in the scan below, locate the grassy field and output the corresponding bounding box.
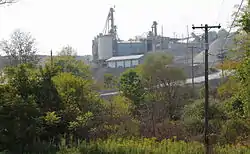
[58,138,250,154]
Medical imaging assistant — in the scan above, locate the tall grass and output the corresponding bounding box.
[58,138,250,154]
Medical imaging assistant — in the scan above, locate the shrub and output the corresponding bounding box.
[58,138,250,154]
[182,99,226,138]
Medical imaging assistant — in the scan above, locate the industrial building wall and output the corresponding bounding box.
[117,42,146,56]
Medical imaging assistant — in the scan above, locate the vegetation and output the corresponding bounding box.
[0,0,250,153]
[59,138,250,154]
[0,29,39,66]
[104,73,117,89]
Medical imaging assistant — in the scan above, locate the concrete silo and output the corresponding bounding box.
[97,34,113,60]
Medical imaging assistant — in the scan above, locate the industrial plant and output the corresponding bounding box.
[91,6,235,85]
[91,7,233,72]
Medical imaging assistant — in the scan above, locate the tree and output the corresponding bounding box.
[119,69,145,108]
[182,99,227,143]
[104,73,116,89]
[0,0,17,5]
[122,53,187,137]
[137,53,186,120]
[57,45,77,56]
[233,0,250,116]
[48,47,90,79]
[94,95,139,138]
[0,29,38,66]
[52,72,103,144]
[0,61,105,152]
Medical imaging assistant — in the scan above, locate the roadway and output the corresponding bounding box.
[99,70,232,97]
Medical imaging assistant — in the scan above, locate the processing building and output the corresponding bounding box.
[92,7,228,71]
[106,54,144,68]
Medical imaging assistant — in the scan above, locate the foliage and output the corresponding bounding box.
[57,45,77,56]
[232,0,250,116]
[216,60,240,70]
[50,55,91,79]
[59,138,250,154]
[44,111,61,125]
[182,99,227,138]
[92,96,140,138]
[0,29,39,66]
[104,73,117,89]
[217,77,240,100]
[220,118,250,144]
[119,69,145,107]
[136,53,186,120]
[0,62,103,153]
[1,1,250,152]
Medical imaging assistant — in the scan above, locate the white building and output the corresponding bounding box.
[106,54,144,68]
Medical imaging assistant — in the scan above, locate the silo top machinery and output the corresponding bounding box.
[92,7,118,62]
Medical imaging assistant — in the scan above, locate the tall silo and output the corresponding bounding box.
[92,37,99,62]
[98,35,113,60]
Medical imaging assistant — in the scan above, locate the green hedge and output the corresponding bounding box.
[58,138,250,154]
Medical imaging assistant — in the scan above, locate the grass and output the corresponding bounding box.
[58,138,250,154]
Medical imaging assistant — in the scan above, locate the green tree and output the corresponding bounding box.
[95,96,139,138]
[50,55,91,79]
[0,64,46,153]
[137,53,186,120]
[52,72,104,144]
[182,99,227,140]
[119,69,145,108]
[233,0,250,116]
[125,53,187,136]
[0,61,105,152]
[104,73,116,89]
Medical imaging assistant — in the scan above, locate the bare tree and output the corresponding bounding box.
[0,0,17,5]
[57,45,77,56]
[0,29,39,66]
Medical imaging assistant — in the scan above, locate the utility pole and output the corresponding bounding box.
[161,25,164,51]
[192,24,220,154]
[188,46,197,90]
[220,48,225,78]
[186,25,189,64]
[50,49,53,67]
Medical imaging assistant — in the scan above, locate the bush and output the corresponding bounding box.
[219,118,250,144]
[58,138,250,154]
[182,99,227,138]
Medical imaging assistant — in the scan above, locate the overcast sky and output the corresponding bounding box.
[0,0,241,55]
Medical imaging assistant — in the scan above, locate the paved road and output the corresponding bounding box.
[99,70,232,97]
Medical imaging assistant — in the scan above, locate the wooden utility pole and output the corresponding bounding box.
[50,49,53,67]
[188,46,198,90]
[186,25,189,64]
[192,24,220,154]
[220,48,225,78]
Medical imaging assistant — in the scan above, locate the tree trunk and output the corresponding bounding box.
[151,103,156,137]
[65,132,70,147]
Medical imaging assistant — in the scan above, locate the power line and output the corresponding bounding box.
[218,0,244,76]
[222,0,244,50]
[215,0,226,24]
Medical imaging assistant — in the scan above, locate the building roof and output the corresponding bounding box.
[106,54,144,61]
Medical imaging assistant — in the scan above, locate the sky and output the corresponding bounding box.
[0,0,242,55]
